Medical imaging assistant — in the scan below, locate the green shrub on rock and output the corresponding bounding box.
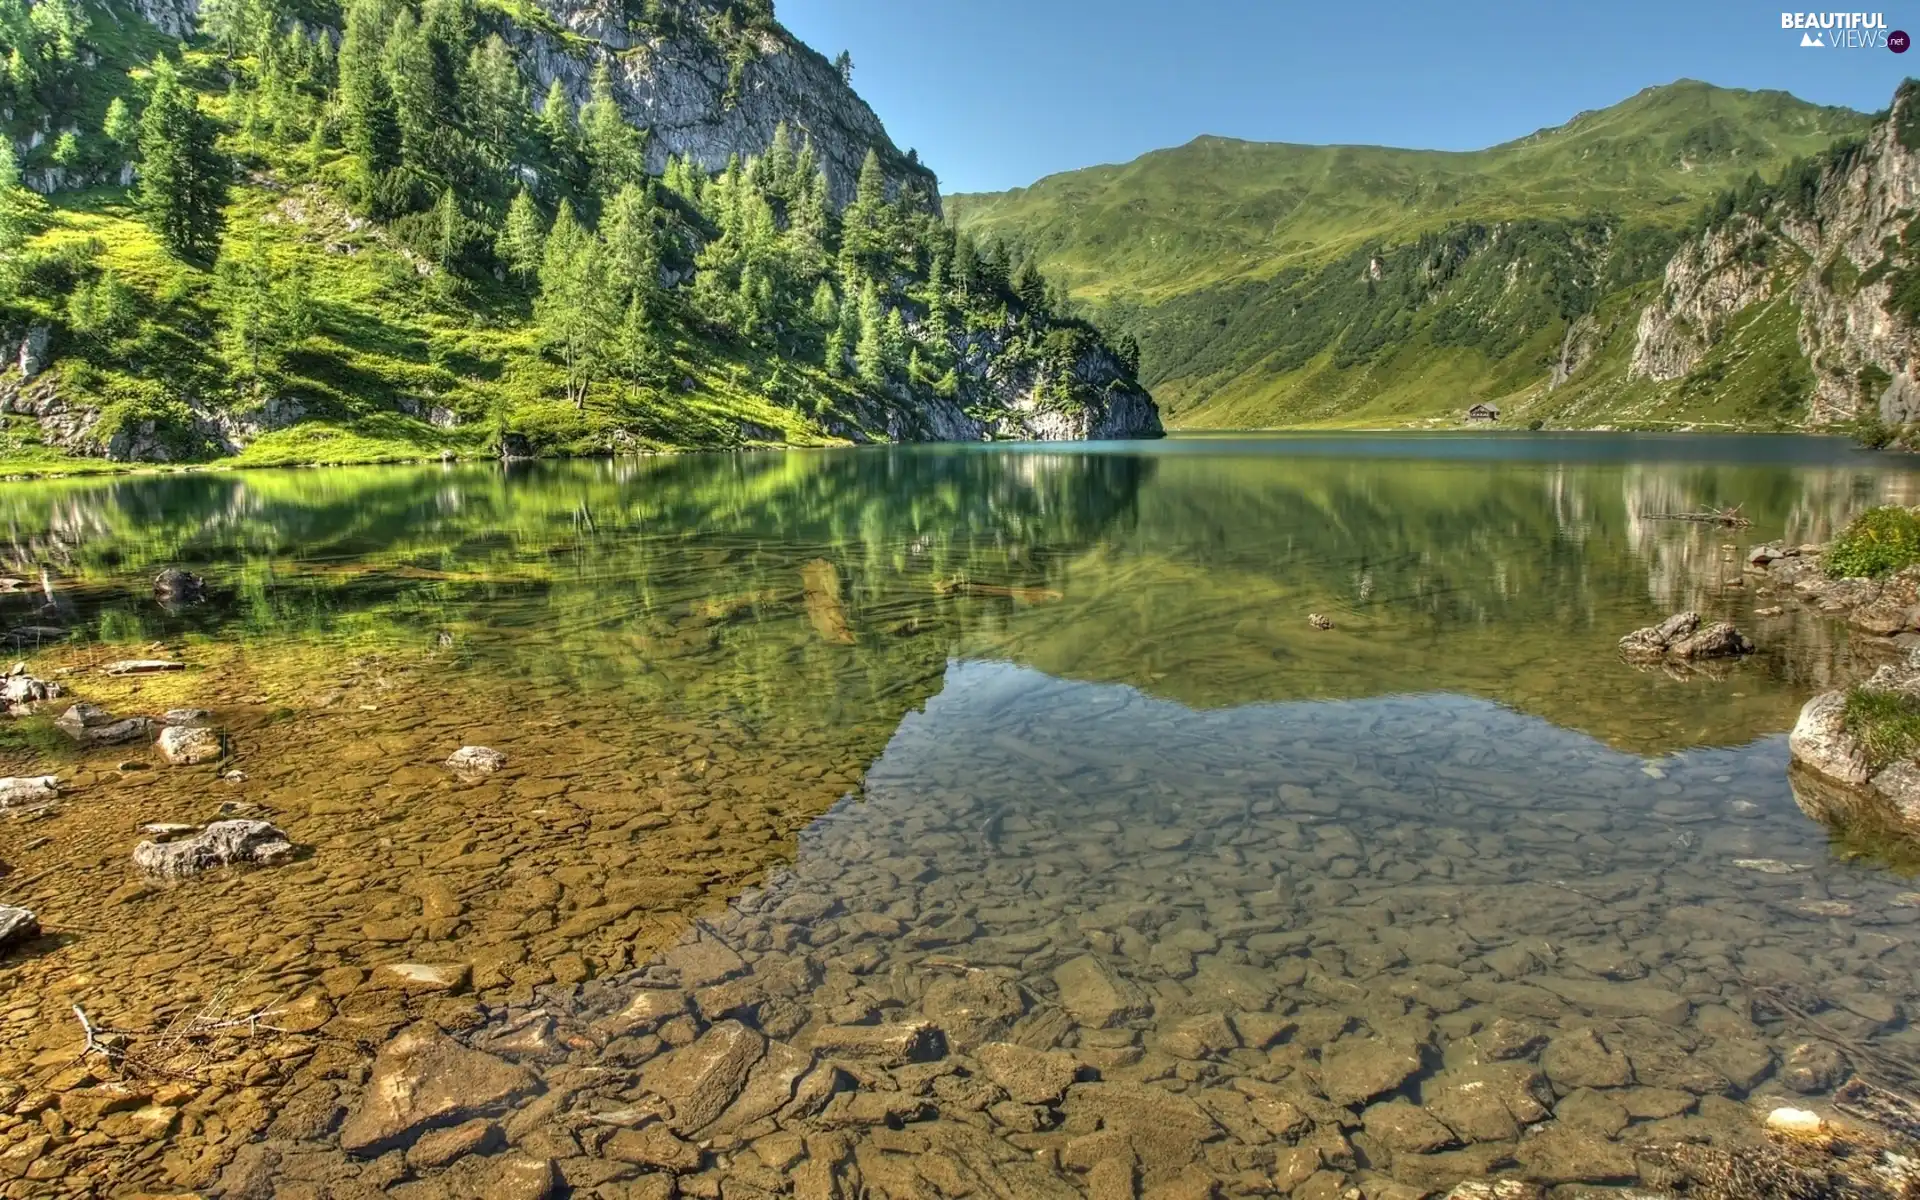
[1826,506,1920,578]
[1844,686,1920,772]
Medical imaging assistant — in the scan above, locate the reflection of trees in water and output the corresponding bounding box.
[0,448,1908,750]
[1618,465,1895,614]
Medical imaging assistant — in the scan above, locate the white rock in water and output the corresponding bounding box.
[132,819,293,878]
[103,659,184,676]
[446,746,506,777]
[1732,858,1806,874]
[373,962,472,993]
[0,775,57,808]
[156,724,223,765]
[0,673,59,706]
[1766,1106,1825,1135]
[0,905,39,952]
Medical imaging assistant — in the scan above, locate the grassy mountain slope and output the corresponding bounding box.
[949,81,1870,429]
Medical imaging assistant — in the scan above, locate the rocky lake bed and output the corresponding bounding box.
[3,440,1920,1198]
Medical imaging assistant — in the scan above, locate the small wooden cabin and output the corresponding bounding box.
[1465,403,1500,423]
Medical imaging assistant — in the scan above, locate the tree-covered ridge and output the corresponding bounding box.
[0,0,1151,464]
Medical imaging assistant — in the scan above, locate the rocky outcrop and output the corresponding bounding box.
[1550,312,1600,389]
[16,325,49,379]
[0,373,308,461]
[1629,217,1775,384]
[130,0,198,40]
[1630,82,1920,425]
[512,0,932,210]
[1747,541,1920,637]
[861,321,1163,442]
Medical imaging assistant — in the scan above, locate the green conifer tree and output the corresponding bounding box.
[535,201,612,408]
[582,60,646,200]
[137,59,228,261]
[498,187,545,286]
[854,285,887,386]
[601,182,659,314]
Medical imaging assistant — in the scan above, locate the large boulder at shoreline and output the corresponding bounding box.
[1849,570,1920,634]
[1789,653,1920,833]
[1789,692,1870,787]
[1619,612,1753,662]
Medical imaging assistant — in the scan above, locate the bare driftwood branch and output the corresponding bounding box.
[68,968,289,1081]
[1645,505,1754,528]
[72,1005,123,1065]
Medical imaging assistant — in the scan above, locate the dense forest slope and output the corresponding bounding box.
[0,0,1158,468]
[951,80,1895,431]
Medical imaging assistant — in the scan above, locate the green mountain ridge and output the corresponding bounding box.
[949,79,1880,430]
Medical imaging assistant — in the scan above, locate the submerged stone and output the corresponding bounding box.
[152,569,206,604]
[1318,1036,1425,1107]
[640,1020,765,1135]
[339,1026,536,1155]
[103,659,184,676]
[445,745,507,778]
[975,1042,1078,1105]
[156,725,223,765]
[805,1021,944,1065]
[1052,955,1152,1028]
[372,962,472,993]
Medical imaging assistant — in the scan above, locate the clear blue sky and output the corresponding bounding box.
[778,0,1920,195]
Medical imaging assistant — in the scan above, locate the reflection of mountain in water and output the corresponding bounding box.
[0,438,1912,755]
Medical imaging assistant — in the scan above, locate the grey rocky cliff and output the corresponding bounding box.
[513,0,933,210]
[109,0,930,211]
[1630,85,1920,426]
[842,315,1161,443]
[1628,216,1775,385]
